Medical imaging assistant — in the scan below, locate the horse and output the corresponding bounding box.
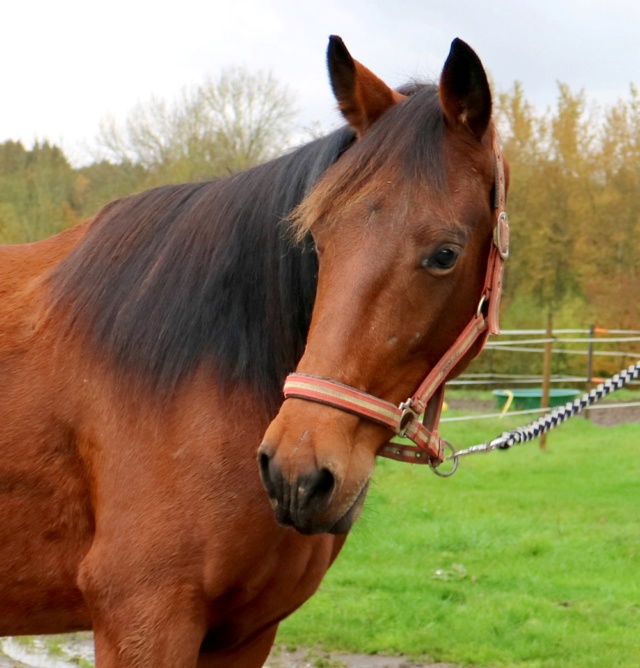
[0,35,508,667]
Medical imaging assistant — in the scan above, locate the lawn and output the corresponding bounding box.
[276,414,640,668]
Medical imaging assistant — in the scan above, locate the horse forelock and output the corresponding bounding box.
[48,127,354,409]
[290,83,449,240]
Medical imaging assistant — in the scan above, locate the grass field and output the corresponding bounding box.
[276,413,640,667]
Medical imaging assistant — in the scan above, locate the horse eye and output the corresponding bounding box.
[422,247,459,271]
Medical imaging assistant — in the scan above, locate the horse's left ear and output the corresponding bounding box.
[327,35,406,136]
[439,38,492,141]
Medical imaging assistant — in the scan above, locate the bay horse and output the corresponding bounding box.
[0,36,507,667]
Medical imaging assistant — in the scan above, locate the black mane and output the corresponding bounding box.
[49,127,354,408]
[49,83,446,410]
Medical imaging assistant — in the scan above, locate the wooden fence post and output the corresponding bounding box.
[539,312,553,449]
[584,323,595,420]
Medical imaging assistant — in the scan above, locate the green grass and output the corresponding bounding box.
[276,416,640,667]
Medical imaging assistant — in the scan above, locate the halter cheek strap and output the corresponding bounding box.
[283,138,509,469]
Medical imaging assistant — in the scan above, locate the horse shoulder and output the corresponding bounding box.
[73,371,344,652]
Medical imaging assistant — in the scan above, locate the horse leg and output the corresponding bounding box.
[89,590,206,667]
[197,625,278,668]
[90,592,205,667]
[78,548,207,668]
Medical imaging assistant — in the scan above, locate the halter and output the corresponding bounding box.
[283,137,509,472]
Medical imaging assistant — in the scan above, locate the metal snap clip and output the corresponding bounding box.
[430,441,459,477]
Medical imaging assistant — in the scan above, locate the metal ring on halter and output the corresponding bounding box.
[476,294,487,318]
[430,441,459,477]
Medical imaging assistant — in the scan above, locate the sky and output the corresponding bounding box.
[3,0,640,165]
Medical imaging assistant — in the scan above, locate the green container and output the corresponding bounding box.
[492,388,582,411]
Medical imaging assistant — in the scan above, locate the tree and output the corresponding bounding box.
[96,68,297,183]
[581,85,640,328]
[495,83,597,313]
[74,159,148,219]
[0,140,77,243]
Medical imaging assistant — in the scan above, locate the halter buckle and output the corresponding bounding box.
[494,211,510,260]
[397,399,420,436]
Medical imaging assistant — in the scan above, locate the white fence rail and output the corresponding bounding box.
[453,327,640,388]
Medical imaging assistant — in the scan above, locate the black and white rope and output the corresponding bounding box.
[451,360,640,459]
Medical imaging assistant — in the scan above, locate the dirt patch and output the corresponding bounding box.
[266,645,457,668]
[445,397,640,427]
[586,403,640,426]
[0,636,456,668]
[445,398,494,414]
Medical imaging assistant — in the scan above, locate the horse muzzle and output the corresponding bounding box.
[257,407,374,534]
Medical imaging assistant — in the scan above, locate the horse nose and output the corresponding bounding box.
[257,443,337,527]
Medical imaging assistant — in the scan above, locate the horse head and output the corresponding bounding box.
[259,36,508,534]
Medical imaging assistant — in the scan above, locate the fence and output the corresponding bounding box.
[445,324,640,438]
[451,326,640,390]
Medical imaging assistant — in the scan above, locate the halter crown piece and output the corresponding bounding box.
[283,137,509,472]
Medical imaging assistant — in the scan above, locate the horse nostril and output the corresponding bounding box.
[301,467,336,511]
[315,468,336,497]
[258,451,270,477]
[258,449,276,497]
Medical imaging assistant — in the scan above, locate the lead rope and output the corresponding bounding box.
[449,359,640,461]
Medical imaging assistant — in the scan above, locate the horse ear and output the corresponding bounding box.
[327,35,405,136]
[439,38,492,140]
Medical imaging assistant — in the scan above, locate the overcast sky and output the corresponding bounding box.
[3,0,640,164]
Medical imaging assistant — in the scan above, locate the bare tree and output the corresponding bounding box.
[96,68,297,180]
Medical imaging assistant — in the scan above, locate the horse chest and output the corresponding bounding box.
[202,529,345,651]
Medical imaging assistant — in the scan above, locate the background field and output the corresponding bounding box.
[276,413,640,668]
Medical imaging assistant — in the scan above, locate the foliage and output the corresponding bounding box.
[278,417,640,667]
[0,140,78,243]
[495,81,640,328]
[1,75,639,337]
[0,68,297,244]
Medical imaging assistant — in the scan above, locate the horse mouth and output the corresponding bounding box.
[274,481,370,535]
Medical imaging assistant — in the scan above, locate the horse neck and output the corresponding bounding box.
[49,127,354,414]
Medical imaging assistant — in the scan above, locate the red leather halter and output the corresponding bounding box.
[283,137,509,470]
